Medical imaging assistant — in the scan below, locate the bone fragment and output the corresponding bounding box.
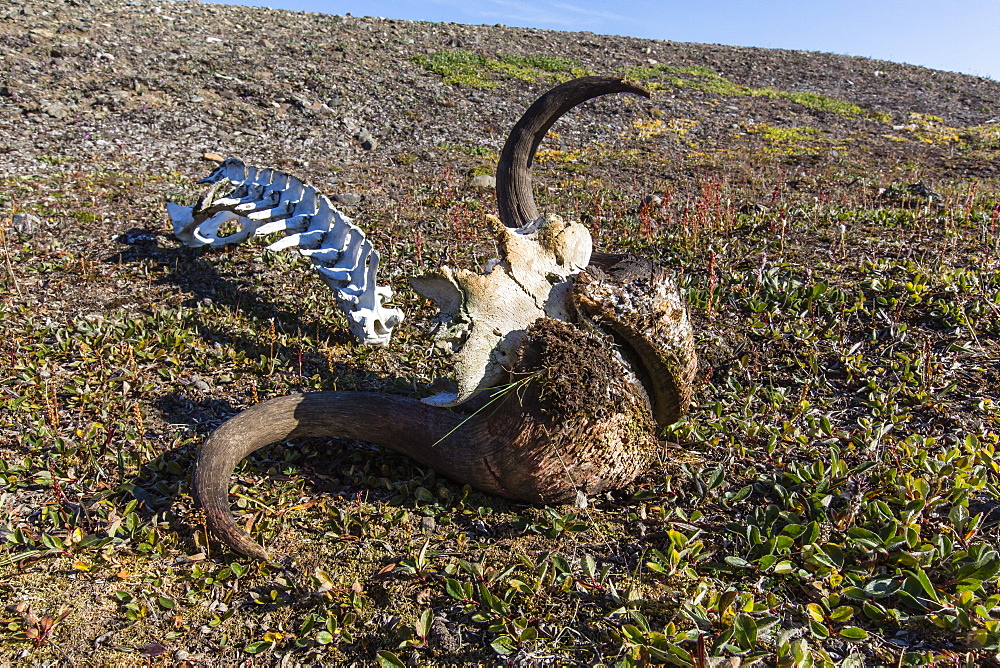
[411,214,591,405]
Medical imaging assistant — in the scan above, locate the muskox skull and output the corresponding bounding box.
[187,76,697,559]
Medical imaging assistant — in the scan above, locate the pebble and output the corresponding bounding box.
[190,375,211,393]
[11,212,40,236]
[42,102,71,119]
[357,129,377,151]
[334,192,363,205]
[470,174,495,188]
[119,228,156,245]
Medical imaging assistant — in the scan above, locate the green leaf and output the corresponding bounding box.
[805,603,825,623]
[839,626,869,640]
[244,640,270,654]
[491,635,517,655]
[733,613,758,648]
[780,524,806,538]
[906,568,940,603]
[445,578,467,600]
[802,521,820,545]
[508,578,532,595]
[416,609,432,638]
[863,576,901,598]
[578,554,595,580]
[376,650,407,668]
[628,610,651,633]
[829,605,855,622]
[808,618,829,639]
[847,527,882,550]
[728,485,753,503]
[772,560,796,573]
[724,555,753,569]
[861,601,891,621]
[315,630,334,644]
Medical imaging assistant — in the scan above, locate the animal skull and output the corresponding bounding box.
[188,77,699,559]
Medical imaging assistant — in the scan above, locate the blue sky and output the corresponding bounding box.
[211,0,1000,81]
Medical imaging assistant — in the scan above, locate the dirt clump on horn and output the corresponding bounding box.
[192,76,697,559]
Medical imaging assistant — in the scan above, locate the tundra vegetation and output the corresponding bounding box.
[1,2,1000,666]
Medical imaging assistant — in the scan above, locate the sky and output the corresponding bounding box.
[209,0,1000,81]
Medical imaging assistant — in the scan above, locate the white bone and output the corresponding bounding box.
[168,158,403,346]
[411,213,592,406]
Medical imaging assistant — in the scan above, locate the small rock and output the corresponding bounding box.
[334,193,363,205]
[429,616,461,653]
[470,174,496,189]
[420,516,436,533]
[202,152,225,162]
[118,228,156,245]
[190,375,211,393]
[11,213,40,236]
[356,129,377,151]
[42,102,71,119]
[643,194,662,206]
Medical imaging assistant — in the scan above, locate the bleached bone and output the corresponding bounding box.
[167,158,403,346]
[411,213,591,406]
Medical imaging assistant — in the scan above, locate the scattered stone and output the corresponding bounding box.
[333,192,363,205]
[190,375,211,393]
[11,213,40,236]
[642,194,662,206]
[118,228,157,245]
[203,152,225,162]
[420,516,436,533]
[356,129,377,151]
[429,615,462,653]
[42,102,71,119]
[470,174,496,188]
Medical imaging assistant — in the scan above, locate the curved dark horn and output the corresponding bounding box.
[193,392,464,559]
[496,76,650,228]
[193,321,658,559]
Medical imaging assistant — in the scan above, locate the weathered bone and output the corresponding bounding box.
[411,213,591,405]
[167,158,402,346]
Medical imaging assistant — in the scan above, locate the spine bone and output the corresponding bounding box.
[168,158,403,345]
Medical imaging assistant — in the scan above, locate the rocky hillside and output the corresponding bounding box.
[2,0,998,192]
